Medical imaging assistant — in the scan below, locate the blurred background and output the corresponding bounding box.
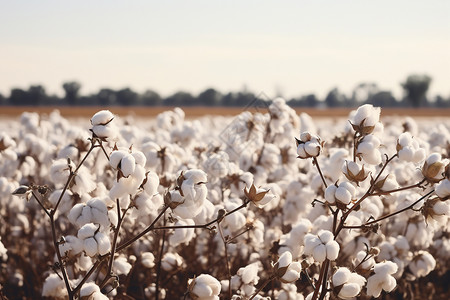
[0,0,449,108]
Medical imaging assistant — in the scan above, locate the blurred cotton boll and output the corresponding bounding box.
[188,274,221,300]
[80,282,109,300]
[396,132,426,163]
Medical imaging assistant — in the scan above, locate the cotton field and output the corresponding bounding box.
[0,100,449,300]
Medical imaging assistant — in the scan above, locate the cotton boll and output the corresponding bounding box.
[366,261,398,297]
[188,274,221,300]
[169,219,195,246]
[143,171,160,196]
[356,135,382,165]
[141,252,155,268]
[436,179,450,199]
[408,251,436,278]
[42,273,66,298]
[113,256,132,275]
[161,252,184,271]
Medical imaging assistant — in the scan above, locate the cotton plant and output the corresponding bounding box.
[4,103,450,299]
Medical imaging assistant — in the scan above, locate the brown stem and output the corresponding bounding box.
[100,199,128,289]
[31,191,51,218]
[343,189,434,230]
[313,157,328,188]
[152,200,250,231]
[217,221,232,299]
[249,275,275,300]
[335,153,397,237]
[72,259,105,296]
[49,213,73,299]
[116,205,169,252]
[155,215,167,300]
[369,178,426,197]
[311,259,328,300]
[52,141,97,214]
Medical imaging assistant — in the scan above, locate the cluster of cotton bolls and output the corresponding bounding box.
[0,101,449,299]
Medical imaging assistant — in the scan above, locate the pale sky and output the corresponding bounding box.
[0,0,449,100]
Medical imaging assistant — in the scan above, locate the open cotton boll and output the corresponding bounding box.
[91,110,114,126]
[188,274,221,300]
[169,219,195,246]
[142,171,160,196]
[113,256,132,275]
[435,179,450,199]
[366,261,398,297]
[161,252,184,272]
[397,132,426,163]
[120,154,136,177]
[59,235,83,256]
[276,251,302,283]
[409,251,436,278]
[109,150,128,169]
[356,135,382,165]
[42,273,66,298]
[141,252,155,268]
[304,230,340,262]
[80,282,109,300]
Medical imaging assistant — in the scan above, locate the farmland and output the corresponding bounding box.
[0,102,449,299]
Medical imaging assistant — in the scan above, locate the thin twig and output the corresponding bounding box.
[343,189,434,230]
[155,214,167,300]
[217,221,232,298]
[249,276,275,300]
[31,191,51,218]
[313,157,328,188]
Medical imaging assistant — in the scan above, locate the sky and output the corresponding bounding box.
[0,0,449,100]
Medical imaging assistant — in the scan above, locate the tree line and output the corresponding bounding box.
[0,74,448,108]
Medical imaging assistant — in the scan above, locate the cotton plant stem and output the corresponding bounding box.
[319,259,330,300]
[369,178,426,197]
[52,140,98,213]
[343,189,435,230]
[313,157,328,188]
[152,199,251,231]
[31,191,51,218]
[116,204,169,252]
[72,260,105,296]
[311,259,328,300]
[155,215,167,300]
[335,153,397,236]
[50,213,73,299]
[100,199,128,289]
[217,221,232,299]
[249,276,275,300]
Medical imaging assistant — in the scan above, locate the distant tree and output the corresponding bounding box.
[164,91,194,106]
[222,92,238,106]
[116,88,138,106]
[198,88,222,106]
[27,85,47,106]
[325,88,346,107]
[401,74,432,107]
[366,91,398,107]
[303,94,319,107]
[0,92,6,105]
[97,89,117,106]
[141,90,162,106]
[434,95,450,108]
[9,88,29,105]
[62,81,81,106]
